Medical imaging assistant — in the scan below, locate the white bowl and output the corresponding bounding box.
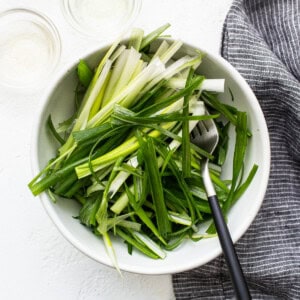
[31,40,270,275]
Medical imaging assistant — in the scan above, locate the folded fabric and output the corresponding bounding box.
[173,0,300,299]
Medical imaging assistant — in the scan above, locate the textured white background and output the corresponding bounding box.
[0,0,232,299]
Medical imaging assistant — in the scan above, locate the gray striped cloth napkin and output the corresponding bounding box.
[173,0,300,299]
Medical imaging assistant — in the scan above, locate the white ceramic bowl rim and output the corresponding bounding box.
[30,41,270,275]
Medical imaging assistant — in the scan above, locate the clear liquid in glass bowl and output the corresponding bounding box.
[0,8,61,89]
[62,0,141,40]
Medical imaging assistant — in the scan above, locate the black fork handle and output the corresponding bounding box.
[208,195,251,300]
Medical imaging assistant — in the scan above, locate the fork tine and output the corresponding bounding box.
[190,128,196,140]
[196,120,208,135]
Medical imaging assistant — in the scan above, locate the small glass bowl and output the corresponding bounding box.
[62,0,141,40]
[0,8,61,89]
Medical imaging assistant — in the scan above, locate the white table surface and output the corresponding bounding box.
[0,0,233,299]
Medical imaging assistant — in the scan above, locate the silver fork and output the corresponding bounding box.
[191,109,251,300]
